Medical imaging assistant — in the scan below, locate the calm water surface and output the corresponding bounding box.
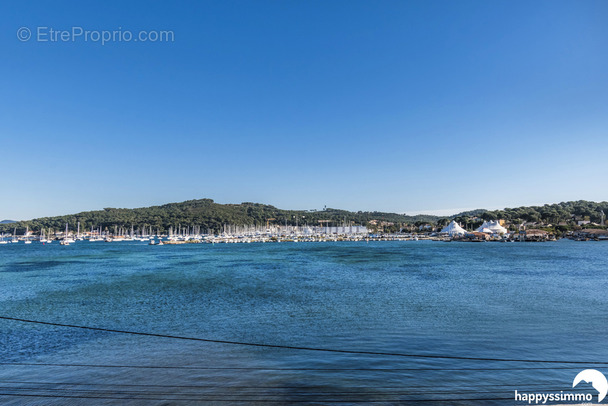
[1,240,607,404]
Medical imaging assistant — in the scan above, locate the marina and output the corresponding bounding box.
[1,221,604,245]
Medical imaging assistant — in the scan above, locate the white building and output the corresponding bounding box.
[476,220,508,235]
[440,220,466,235]
[325,225,369,235]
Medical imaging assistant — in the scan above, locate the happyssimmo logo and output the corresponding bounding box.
[573,369,608,402]
[515,369,607,404]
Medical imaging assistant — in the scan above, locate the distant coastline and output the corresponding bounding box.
[0,199,606,240]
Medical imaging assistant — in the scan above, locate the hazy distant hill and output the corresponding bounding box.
[0,220,16,224]
[0,199,440,234]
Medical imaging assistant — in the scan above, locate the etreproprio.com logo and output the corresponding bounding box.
[17,26,174,45]
[515,369,608,404]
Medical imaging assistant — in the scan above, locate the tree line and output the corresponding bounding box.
[0,199,439,235]
[2,199,605,236]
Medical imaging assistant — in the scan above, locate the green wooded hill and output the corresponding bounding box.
[463,200,607,223]
[452,200,608,231]
[0,199,439,234]
[2,199,606,235]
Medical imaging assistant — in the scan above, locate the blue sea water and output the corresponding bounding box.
[1,239,607,404]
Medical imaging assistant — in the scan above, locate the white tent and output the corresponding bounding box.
[476,220,508,235]
[441,220,466,235]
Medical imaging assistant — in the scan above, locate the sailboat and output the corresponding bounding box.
[11,227,18,243]
[89,226,104,242]
[123,224,135,241]
[24,226,32,244]
[40,228,50,243]
[60,223,74,245]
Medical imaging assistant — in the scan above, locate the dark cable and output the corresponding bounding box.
[0,316,604,364]
[0,362,588,371]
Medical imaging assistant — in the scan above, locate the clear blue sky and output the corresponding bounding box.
[1,0,607,220]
